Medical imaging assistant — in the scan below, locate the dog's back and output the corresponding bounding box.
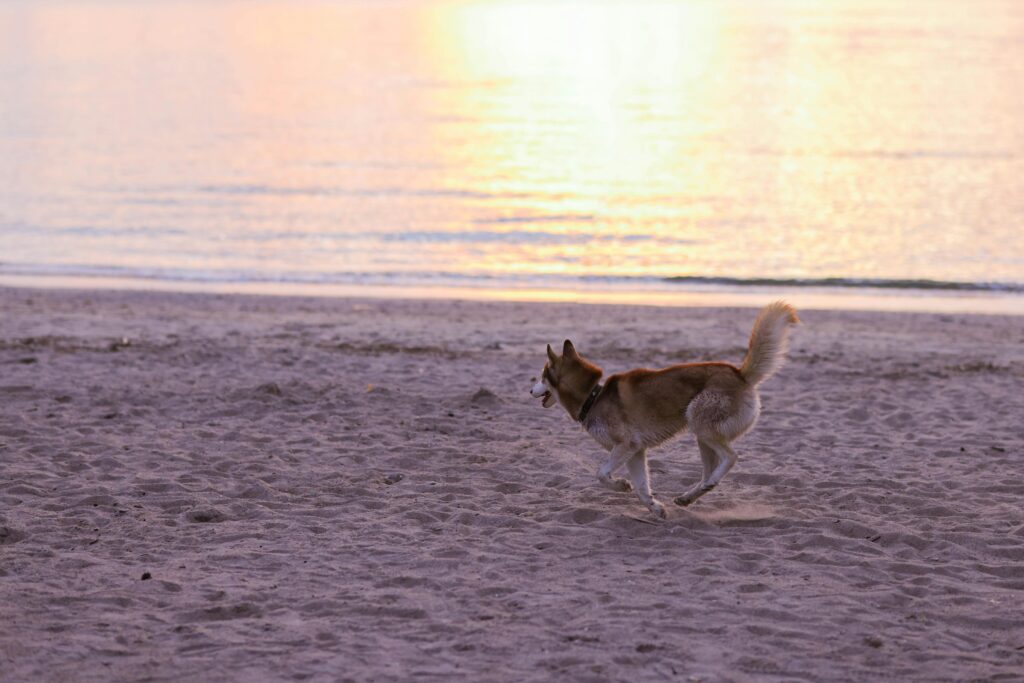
[588,362,745,448]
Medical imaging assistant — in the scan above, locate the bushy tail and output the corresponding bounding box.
[740,301,800,386]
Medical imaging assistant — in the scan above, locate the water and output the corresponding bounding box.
[1,0,1023,309]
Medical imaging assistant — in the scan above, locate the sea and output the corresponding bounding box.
[1,0,1022,313]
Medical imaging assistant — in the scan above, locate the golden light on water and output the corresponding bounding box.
[420,1,726,277]
[0,0,1021,311]
[411,0,1022,286]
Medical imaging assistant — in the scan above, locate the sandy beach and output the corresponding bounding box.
[1,286,1022,682]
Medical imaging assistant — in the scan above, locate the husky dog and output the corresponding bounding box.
[530,302,799,518]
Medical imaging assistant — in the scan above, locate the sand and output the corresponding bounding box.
[1,286,1022,682]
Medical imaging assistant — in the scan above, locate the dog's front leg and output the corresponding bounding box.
[627,450,667,519]
[597,443,637,492]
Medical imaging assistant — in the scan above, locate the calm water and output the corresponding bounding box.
[1,0,1023,303]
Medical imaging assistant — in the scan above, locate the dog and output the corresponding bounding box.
[530,301,799,518]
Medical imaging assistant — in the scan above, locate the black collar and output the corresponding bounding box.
[578,384,602,423]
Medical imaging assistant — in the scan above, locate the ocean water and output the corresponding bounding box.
[1,0,1022,308]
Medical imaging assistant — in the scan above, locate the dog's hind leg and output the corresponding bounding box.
[675,390,749,507]
[597,443,637,492]
[626,450,667,519]
[676,438,739,507]
[674,438,719,507]
[703,439,738,490]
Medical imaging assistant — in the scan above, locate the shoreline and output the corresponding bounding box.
[2,273,1023,316]
[2,286,1022,681]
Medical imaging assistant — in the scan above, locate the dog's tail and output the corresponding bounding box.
[740,301,800,386]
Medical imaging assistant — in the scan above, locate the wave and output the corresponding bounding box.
[660,276,1024,293]
[1,262,1022,295]
[13,224,691,246]
[379,230,688,245]
[103,183,533,201]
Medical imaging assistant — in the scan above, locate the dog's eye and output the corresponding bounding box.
[531,377,537,383]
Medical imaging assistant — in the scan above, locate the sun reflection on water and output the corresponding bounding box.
[414,1,731,279]
[0,0,1021,298]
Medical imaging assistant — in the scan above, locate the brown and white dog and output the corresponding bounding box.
[530,301,799,518]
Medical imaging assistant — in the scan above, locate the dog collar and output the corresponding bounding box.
[578,384,602,423]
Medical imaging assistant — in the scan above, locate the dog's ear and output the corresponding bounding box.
[546,343,558,364]
[562,339,578,358]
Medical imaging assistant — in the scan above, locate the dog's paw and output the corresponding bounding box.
[648,500,668,519]
[674,483,715,507]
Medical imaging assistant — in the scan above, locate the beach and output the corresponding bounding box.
[4,1,1023,680]
[1,285,1022,682]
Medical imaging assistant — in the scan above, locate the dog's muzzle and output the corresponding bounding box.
[531,381,554,408]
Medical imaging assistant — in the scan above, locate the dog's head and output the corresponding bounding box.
[530,339,600,410]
